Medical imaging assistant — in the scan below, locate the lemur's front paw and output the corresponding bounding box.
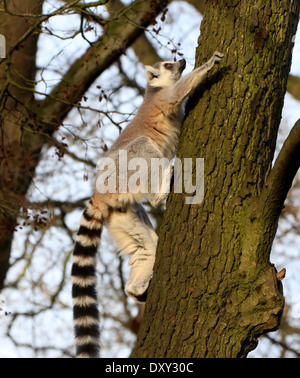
[213,51,225,62]
[125,282,150,303]
[148,192,168,207]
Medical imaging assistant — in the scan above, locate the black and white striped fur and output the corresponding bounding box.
[71,199,104,358]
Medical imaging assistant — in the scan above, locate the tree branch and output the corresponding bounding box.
[36,0,168,133]
[110,0,206,66]
[264,334,300,357]
[287,74,300,101]
[262,118,300,221]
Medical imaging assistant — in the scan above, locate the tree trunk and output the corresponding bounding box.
[0,0,44,290]
[132,0,300,358]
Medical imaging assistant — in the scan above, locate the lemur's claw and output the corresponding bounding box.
[213,51,225,62]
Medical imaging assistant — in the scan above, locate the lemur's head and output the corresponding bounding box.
[145,59,186,88]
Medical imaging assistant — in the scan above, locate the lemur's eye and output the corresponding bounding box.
[164,63,173,69]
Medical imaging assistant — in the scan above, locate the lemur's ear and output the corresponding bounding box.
[145,66,160,82]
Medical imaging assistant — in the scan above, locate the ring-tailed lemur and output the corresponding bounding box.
[71,51,224,358]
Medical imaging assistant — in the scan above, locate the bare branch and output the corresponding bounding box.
[36,0,169,133]
[261,118,300,222]
[264,334,300,357]
[287,74,300,101]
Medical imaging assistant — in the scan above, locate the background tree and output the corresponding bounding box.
[0,0,300,358]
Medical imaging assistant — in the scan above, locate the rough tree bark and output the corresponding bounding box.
[132,0,300,358]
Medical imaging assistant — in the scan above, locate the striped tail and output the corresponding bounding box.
[71,199,107,358]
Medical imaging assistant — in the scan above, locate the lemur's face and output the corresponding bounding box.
[145,59,186,88]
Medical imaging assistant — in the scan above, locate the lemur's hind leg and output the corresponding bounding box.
[107,203,158,302]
